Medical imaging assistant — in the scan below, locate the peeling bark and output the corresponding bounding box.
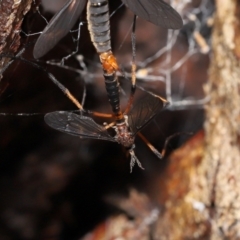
[0,0,33,78]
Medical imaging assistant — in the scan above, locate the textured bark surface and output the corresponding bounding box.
[0,0,33,76]
[152,131,210,239]
[148,0,240,239]
[202,0,240,238]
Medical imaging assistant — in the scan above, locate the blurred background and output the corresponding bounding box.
[0,0,213,239]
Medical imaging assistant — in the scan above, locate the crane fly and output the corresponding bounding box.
[45,92,168,172]
[33,0,183,59]
[34,0,182,120]
[0,48,169,171]
[33,0,180,170]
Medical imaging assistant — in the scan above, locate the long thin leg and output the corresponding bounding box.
[124,15,137,115]
[27,59,84,110]
[129,147,145,173]
[0,54,84,110]
[0,53,115,119]
[161,132,193,156]
[103,121,116,130]
[138,132,192,159]
[138,132,163,159]
[91,111,113,118]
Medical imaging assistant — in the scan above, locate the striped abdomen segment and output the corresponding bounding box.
[104,72,122,118]
[87,0,111,53]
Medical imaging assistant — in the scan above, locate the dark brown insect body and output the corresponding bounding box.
[45,93,168,172]
[34,0,182,118]
[113,117,135,148]
[38,0,181,170]
[34,0,183,58]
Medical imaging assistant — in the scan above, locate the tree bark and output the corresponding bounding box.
[201,0,240,238]
[153,0,240,239]
[0,0,33,77]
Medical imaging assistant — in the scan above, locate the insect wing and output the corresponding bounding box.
[33,0,87,58]
[127,94,168,135]
[44,111,115,142]
[121,0,183,29]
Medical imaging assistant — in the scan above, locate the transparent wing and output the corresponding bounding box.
[121,0,183,29]
[44,111,116,142]
[33,0,87,58]
[128,94,168,135]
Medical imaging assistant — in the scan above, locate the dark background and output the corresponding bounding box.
[0,0,210,239]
